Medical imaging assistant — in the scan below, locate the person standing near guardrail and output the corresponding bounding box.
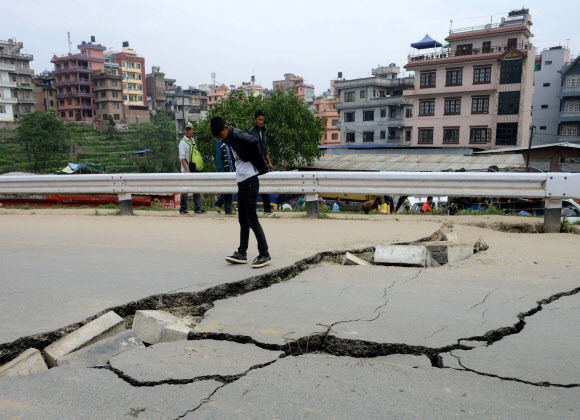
[248,110,275,217]
[211,116,271,269]
[422,196,434,213]
[178,122,206,215]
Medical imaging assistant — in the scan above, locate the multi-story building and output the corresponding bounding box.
[51,40,105,123]
[532,47,571,144]
[273,73,315,105]
[314,92,340,145]
[558,56,580,143]
[0,39,36,121]
[207,84,229,110]
[145,66,167,114]
[404,9,535,149]
[335,64,415,145]
[110,44,149,125]
[92,69,124,124]
[32,71,57,113]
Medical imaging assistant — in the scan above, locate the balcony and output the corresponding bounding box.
[559,136,580,143]
[406,43,533,69]
[14,82,34,90]
[0,96,17,104]
[0,63,15,71]
[15,96,37,104]
[447,19,531,41]
[0,51,33,61]
[561,87,580,98]
[53,66,94,74]
[13,68,35,76]
[558,112,580,123]
[0,80,17,88]
[55,92,96,99]
[335,76,414,90]
[53,79,94,87]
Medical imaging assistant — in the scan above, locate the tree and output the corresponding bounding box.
[104,115,117,141]
[135,111,178,173]
[15,110,68,173]
[191,89,325,171]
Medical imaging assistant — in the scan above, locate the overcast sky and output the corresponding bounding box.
[5,0,579,95]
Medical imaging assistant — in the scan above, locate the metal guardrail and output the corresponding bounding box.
[1,172,579,198]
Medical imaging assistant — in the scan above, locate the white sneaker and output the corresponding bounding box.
[264,212,275,217]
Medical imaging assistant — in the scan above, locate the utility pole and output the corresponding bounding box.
[526,125,536,171]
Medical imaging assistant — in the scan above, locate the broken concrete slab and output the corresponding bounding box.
[58,330,144,368]
[0,366,220,420]
[423,241,474,265]
[194,263,579,349]
[131,310,193,344]
[110,339,284,383]
[441,293,580,385]
[342,252,370,266]
[192,354,580,419]
[374,245,428,267]
[442,232,459,242]
[0,348,47,378]
[44,311,124,367]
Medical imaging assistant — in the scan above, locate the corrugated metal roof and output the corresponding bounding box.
[474,142,580,154]
[305,154,525,172]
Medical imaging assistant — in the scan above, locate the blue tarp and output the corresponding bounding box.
[132,149,150,154]
[411,34,442,49]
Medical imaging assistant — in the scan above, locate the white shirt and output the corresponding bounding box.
[178,136,195,173]
[232,149,258,183]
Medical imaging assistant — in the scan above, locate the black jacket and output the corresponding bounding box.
[223,125,269,175]
[248,124,267,158]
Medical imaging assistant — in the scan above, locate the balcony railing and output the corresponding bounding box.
[15,96,37,104]
[408,42,533,64]
[561,87,580,98]
[55,92,95,99]
[0,63,15,71]
[53,79,94,87]
[449,20,528,35]
[0,51,33,61]
[558,112,580,123]
[13,68,35,76]
[0,96,18,104]
[0,80,17,88]
[53,66,94,74]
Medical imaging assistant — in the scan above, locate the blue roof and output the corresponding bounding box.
[318,144,410,149]
[411,34,442,49]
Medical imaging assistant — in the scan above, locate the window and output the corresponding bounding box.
[405,108,413,118]
[61,111,66,118]
[390,108,396,118]
[123,95,127,100]
[363,132,374,142]
[418,129,433,143]
[419,100,435,115]
[331,133,338,140]
[456,44,472,56]
[344,92,355,102]
[137,75,141,80]
[136,63,141,69]
[0,105,5,113]
[113,103,119,109]
[389,129,396,140]
[500,59,523,84]
[345,132,355,143]
[564,100,580,112]
[498,91,520,115]
[128,85,134,90]
[470,127,491,143]
[380,109,386,118]
[114,114,120,120]
[443,128,459,143]
[157,81,162,87]
[112,91,119,98]
[496,122,519,145]
[543,83,550,87]
[482,41,491,53]
[405,130,411,142]
[344,112,355,122]
[138,85,142,91]
[50,100,54,106]
[473,67,492,83]
[123,84,127,89]
[67,99,72,105]
[138,96,142,101]
[446,69,463,86]
[420,72,436,88]
[545,61,552,65]
[539,126,547,130]
[102,103,107,109]
[363,110,374,121]
[562,126,578,136]
[100,91,106,98]
[444,99,461,115]
[541,104,548,109]
[472,97,489,114]
[111,80,117,86]
[566,75,580,87]
[507,38,518,48]
[68,111,73,117]
[360,90,366,99]
[380,130,386,139]
[331,119,338,126]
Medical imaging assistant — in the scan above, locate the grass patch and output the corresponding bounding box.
[97,204,118,209]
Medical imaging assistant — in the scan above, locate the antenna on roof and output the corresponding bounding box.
[67,32,72,54]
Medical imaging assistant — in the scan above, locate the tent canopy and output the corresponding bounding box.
[411,34,442,49]
[132,149,150,154]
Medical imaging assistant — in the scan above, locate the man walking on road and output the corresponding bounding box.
[215,137,235,215]
[248,110,275,217]
[211,116,271,268]
[178,122,206,215]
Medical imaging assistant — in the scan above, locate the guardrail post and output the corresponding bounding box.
[305,193,319,218]
[543,199,562,233]
[118,193,133,215]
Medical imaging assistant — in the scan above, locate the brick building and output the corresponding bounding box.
[32,71,57,113]
[92,69,124,124]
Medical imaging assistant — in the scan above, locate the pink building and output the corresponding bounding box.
[404,9,535,149]
[273,73,315,105]
[207,83,229,110]
[314,95,340,145]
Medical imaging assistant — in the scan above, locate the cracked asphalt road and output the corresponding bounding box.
[0,213,579,418]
